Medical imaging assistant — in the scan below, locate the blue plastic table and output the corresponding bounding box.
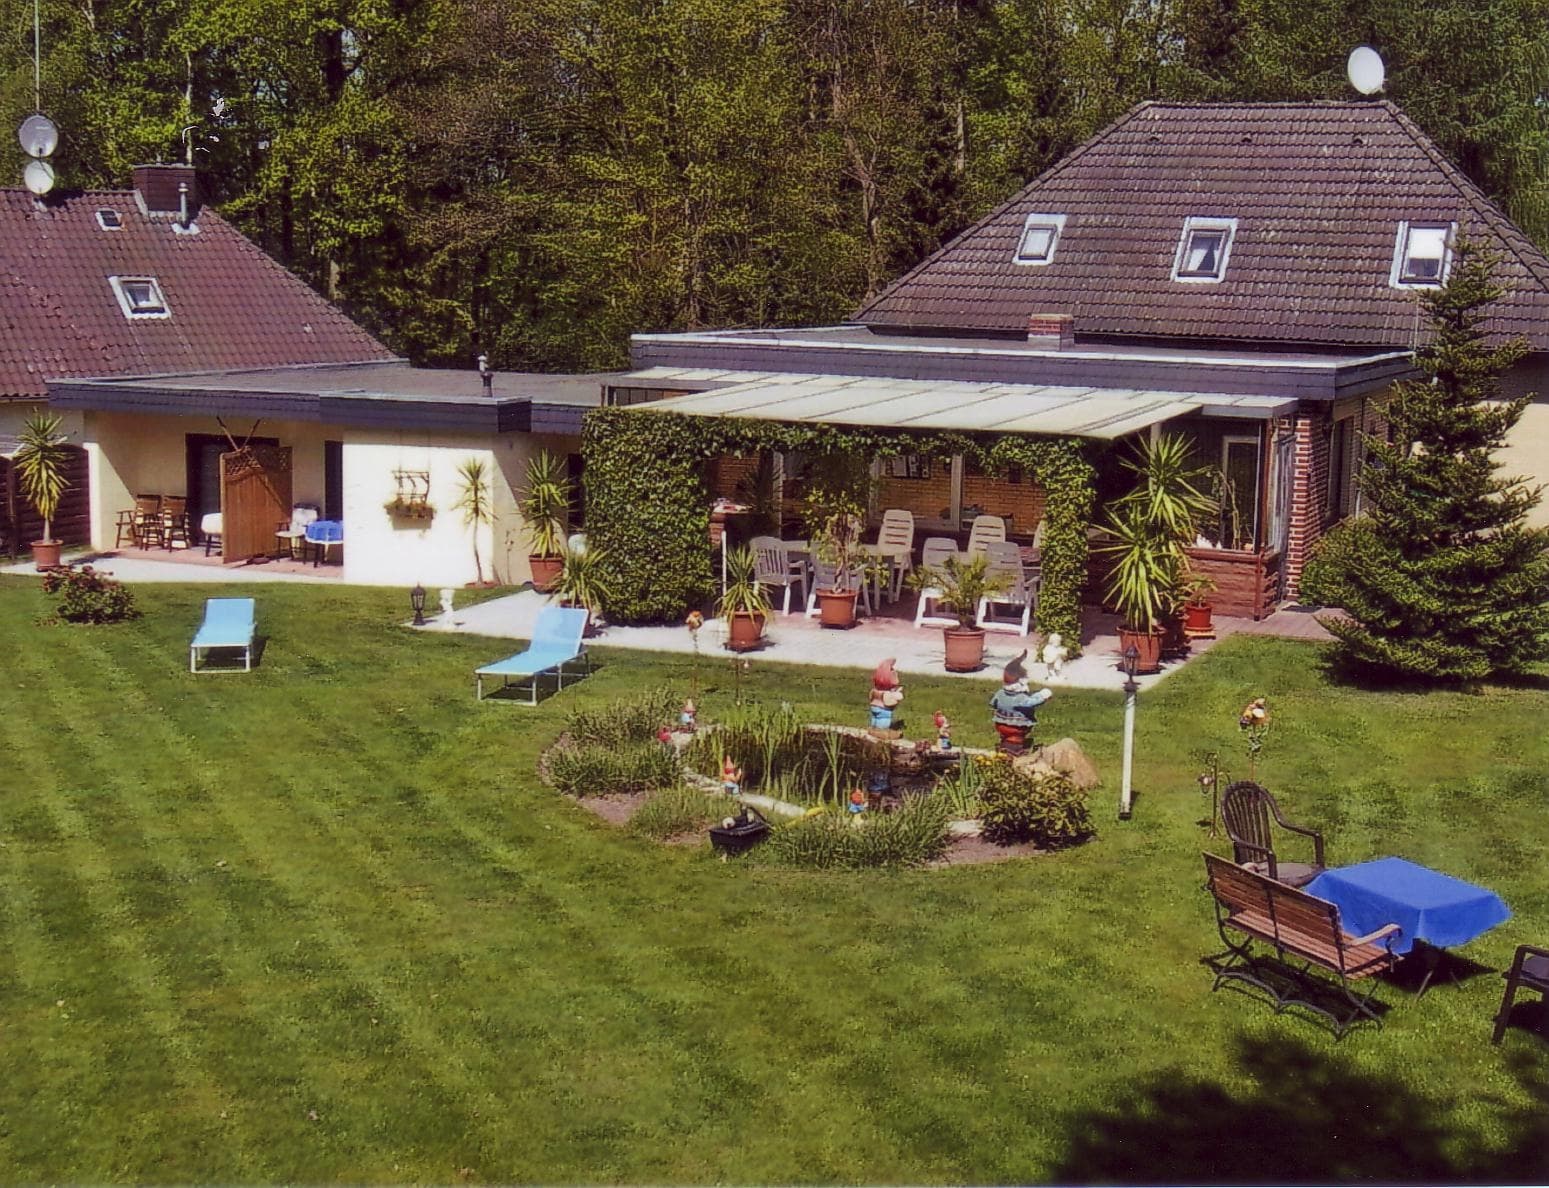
[1306,857,1510,988]
[304,519,344,567]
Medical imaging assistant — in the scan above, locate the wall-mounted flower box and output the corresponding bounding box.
[384,497,435,521]
[386,468,434,522]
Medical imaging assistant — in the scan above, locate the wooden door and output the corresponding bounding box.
[220,445,292,563]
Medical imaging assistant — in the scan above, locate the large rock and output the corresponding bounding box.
[1015,737,1101,790]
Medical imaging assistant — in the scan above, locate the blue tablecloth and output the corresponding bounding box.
[1305,857,1510,956]
[305,519,344,544]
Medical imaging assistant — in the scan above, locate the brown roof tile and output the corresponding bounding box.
[0,188,393,399]
[855,101,1549,351]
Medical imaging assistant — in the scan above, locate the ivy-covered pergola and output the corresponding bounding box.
[581,406,1098,648]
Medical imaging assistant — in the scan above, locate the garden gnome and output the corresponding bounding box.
[868,657,905,730]
[680,698,697,730]
[656,725,673,746]
[934,710,952,751]
[721,755,743,798]
[990,650,1053,755]
[848,788,868,818]
[1041,632,1068,680]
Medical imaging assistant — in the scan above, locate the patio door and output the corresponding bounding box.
[221,445,292,563]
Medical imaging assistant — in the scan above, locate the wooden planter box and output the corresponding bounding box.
[1184,547,1281,620]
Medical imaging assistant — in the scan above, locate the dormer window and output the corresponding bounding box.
[1013,213,1066,265]
[1172,217,1237,283]
[1392,221,1453,287]
[109,276,169,319]
[95,209,122,230]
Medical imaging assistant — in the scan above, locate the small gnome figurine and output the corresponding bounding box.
[680,698,697,730]
[656,724,673,746]
[934,710,952,751]
[721,755,743,798]
[868,657,905,730]
[848,788,868,823]
[1041,631,1069,680]
[989,650,1054,755]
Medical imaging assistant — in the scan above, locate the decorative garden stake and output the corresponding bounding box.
[1119,643,1140,820]
[1239,697,1270,779]
[868,657,904,731]
[731,655,751,705]
[990,651,1052,755]
[685,610,704,700]
[1197,749,1224,836]
[934,710,952,751]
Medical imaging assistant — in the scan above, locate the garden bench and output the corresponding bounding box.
[1203,851,1401,1038]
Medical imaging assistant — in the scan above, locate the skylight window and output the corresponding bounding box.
[108,276,169,319]
[1172,217,1237,283]
[95,208,122,230]
[1013,213,1066,265]
[1392,222,1453,287]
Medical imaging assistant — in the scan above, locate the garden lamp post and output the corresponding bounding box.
[1120,643,1139,819]
[410,582,426,627]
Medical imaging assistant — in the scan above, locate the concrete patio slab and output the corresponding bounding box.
[1,550,339,584]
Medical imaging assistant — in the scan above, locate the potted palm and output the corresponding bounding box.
[908,553,1011,672]
[715,544,772,651]
[454,456,496,586]
[554,541,612,634]
[14,412,72,570]
[518,450,570,592]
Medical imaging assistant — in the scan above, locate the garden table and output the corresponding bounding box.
[1305,857,1511,994]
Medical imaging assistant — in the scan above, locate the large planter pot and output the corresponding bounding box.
[816,588,859,629]
[1183,600,1215,638]
[727,610,766,651]
[1117,626,1165,674]
[529,554,562,592]
[31,539,62,571]
[943,625,988,672]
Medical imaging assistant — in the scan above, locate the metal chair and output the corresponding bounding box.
[751,535,808,615]
[913,537,964,628]
[1220,780,1327,888]
[1492,944,1549,1044]
[966,514,1007,559]
[976,541,1036,635]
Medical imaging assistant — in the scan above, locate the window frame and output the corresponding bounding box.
[1219,434,1262,550]
[1171,216,1238,284]
[94,209,123,231]
[1390,220,1455,289]
[108,275,170,320]
[1012,213,1067,266]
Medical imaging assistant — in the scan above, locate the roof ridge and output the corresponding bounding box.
[853,102,1155,323]
[1385,104,1549,293]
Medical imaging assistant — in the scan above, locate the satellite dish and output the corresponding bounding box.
[23,158,55,196]
[18,113,58,158]
[1347,46,1385,95]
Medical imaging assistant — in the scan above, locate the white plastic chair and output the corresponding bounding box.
[976,541,1036,636]
[875,509,916,600]
[913,537,964,628]
[751,535,808,615]
[275,503,320,560]
[966,514,1007,559]
[806,558,872,617]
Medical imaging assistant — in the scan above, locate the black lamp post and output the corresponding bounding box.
[1120,643,1139,819]
[410,582,426,627]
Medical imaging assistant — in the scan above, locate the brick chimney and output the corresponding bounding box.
[1027,313,1075,350]
[132,164,199,220]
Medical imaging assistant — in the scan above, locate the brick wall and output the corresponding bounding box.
[878,468,953,523]
[1283,409,1330,599]
[960,472,1046,536]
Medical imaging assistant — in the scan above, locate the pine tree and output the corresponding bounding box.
[1312,238,1549,681]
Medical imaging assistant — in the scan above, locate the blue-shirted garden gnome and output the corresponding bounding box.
[868,657,904,730]
[990,650,1052,755]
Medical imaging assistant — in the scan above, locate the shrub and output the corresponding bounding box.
[1297,517,1378,610]
[565,686,677,747]
[629,784,718,840]
[760,795,950,870]
[934,757,984,818]
[546,740,680,797]
[39,565,139,624]
[977,759,1093,849]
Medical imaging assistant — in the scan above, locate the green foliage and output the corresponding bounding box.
[554,545,612,618]
[518,450,572,559]
[545,740,681,798]
[628,784,718,840]
[565,685,678,748]
[1312,241,1549,682]
[38,565,138,624]
[760,795,951,870]
[715,545,772,619]
[454,456,493,584]
[976,759,1093,849]
[14,413,72,542]
[933,756,985,819]
[682,702,807,790]
[908,552,1011,629]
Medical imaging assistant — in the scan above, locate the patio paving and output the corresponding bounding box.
[426,589,1331,690]
[1,548,339,584]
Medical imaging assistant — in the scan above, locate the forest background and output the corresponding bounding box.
[4,0,1548,372]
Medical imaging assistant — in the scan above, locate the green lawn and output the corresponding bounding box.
[0,576,1545,1183]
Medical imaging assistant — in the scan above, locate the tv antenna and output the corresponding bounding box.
[1347,46,1386,96]
[18,0,58,194]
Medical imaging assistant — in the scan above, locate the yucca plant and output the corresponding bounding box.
[14,412,71,545]
[454,456,494,585]
[554,542,612,619]
[518,450,571,559]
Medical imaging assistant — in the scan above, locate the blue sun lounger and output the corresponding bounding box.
[190,597,256,673]
[475,605,590,703]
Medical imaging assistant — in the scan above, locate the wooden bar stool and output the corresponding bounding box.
[114,508,139,548]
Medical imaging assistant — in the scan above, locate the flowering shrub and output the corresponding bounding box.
[40,565,139,624]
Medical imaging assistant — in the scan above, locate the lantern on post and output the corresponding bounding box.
[410,582,427,627]
[1119,643,1139,819]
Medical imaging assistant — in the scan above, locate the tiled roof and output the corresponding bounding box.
[0,188,393,399]
[854,101,1549,351]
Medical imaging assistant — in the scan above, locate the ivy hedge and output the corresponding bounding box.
[582,407,1097,648]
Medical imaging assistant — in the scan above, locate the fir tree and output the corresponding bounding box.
[1310,238,1549,681]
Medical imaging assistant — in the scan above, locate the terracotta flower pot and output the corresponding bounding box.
[1117,626,1165,674]
[1183,600,1215,637]
[943,625,987,672]
[31,540,62,571]
[529,554,562,593]
[816,589,859,629]
[727,610,766,651]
